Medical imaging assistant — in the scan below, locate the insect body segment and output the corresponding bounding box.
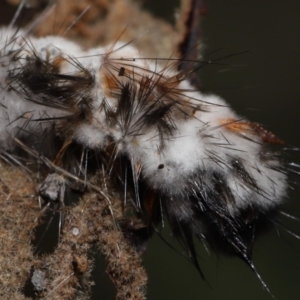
[0,27,287,275]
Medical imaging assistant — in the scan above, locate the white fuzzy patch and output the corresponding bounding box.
[0,27,287,214]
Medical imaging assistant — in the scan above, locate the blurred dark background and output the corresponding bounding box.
[1,1,299,299]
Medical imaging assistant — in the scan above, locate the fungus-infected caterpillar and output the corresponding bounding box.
[0,1,299,300]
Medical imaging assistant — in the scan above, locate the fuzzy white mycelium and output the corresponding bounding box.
[0,27,288,276]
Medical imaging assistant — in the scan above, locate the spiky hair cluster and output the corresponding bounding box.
[0,0,293,299]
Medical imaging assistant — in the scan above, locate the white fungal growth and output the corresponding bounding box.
[0,27,290,283]
[0,27,287,217]
[72,227,79,236]
[31,269,46,292]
